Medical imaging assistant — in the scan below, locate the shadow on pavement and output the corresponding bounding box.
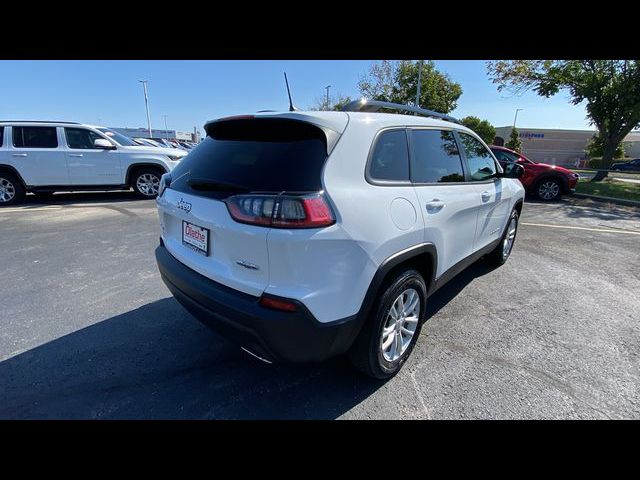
[0,298,382,419]
[0,258,497,420]
[17,190,146,208]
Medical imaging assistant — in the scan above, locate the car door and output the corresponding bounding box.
[458,132,511,251]
[63,127,122,185]
[409,128,479,278]
[9,125,69,185]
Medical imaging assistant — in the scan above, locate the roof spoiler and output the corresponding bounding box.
[341,99,461,124]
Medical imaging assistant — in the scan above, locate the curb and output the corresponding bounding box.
[572,193,640,208]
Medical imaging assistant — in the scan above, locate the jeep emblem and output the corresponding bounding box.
[177,198,192,213]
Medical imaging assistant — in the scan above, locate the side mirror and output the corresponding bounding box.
[94,138,116,150]
[500,162,525,179]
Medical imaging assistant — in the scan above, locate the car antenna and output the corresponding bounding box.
[284,72,297,111]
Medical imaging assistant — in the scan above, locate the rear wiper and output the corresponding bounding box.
[187,178,250,193]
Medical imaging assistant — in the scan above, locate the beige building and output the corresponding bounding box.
[494,127,640,167]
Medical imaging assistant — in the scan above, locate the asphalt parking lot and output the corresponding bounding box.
[1,192,639,419]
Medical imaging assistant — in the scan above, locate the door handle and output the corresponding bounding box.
[68,154,84,157]
[12,153,28,157]
[426,199,445,212]
[481,191,491,202]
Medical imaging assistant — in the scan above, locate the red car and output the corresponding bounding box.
[490,145,579,201]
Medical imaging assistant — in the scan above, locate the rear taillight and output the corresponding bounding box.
[224,193,335,229]
[259,295,298,312]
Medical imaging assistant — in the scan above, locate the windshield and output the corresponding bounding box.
[97,128,138,146]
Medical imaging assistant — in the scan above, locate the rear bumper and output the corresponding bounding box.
[155,244,361,363]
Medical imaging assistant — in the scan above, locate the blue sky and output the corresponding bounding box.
[0,60,593,135]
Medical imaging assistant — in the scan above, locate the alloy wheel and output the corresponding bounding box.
[0,177,16,203]
[538,180,560,200]
[502,216,518,259]
[136,173,160,196]
[380,288,421,362]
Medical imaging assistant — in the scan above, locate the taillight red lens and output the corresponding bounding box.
[225,193,335,229]
[259,295,298,312]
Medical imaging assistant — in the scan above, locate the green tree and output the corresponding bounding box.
[506,127,522,152]
[310,93,352,111]
[487,60,640,170]
[358,60,462,113]
[460,116,496,144]
[585,132,626,160]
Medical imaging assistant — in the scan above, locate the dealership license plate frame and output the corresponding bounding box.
[182,220,210,256]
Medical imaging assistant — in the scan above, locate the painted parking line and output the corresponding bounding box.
[521,222,640,236]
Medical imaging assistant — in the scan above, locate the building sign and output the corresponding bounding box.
[520,132,545,139]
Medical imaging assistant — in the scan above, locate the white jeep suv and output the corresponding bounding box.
[0,121,187,205]
[154,101,525,378]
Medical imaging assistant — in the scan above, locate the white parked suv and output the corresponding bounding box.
[0,121,188,205]
[154,101,525,378]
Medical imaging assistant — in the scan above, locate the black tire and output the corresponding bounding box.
[0,172,26,206]
[535,177,562,201]
[486,209,519,266]
[348,268,427,379]
[131,168,163,199]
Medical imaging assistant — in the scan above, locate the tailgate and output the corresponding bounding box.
[158,188,269,297]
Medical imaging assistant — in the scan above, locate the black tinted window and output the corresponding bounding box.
[169,118,328,197]
[13,126,58,148]
[411,130,464,183]
[0,127,3,147]
[369,129,409,182]
[65,128,104,149]
[460,133,497,181]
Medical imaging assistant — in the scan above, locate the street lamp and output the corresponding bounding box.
[324,85,332,111]
[513,108,523,128]
[139,80,152,138]
[163,115,169,140]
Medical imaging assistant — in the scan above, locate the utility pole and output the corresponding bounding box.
[513,108,523,128]
[139,80,152,138]
[324,85,332,111]
[163,115,169,140]
[416,60,424,107]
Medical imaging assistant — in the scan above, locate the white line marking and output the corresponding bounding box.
[522,222,640,235]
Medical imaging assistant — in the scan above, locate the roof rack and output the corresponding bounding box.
[341,99,460,124]
[0,120,81,124]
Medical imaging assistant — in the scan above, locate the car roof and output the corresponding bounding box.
[205,110,473,137]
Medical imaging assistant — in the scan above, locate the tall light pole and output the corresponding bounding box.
[324,85,332,111]
[513,108,523,128]
[139,80,152,138]
[163,115,169,140]
[416,60,424,107]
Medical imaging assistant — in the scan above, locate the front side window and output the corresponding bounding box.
[459,133,497,181]
[65,128,105,149]
[369,129,410,182]
[13,126,58,148]
[410,129,464,183]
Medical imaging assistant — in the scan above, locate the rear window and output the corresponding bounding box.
[13,126,58,148]
[169,118,328,197]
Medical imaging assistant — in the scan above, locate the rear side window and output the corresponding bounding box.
[13,126,58,148]
[65,128,104,149]
[411,130,464,183]
[459,133,497,181]
[169,118,329,197]
[368,129,410,182]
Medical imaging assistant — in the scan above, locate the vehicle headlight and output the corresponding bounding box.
[167,154,184,162]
